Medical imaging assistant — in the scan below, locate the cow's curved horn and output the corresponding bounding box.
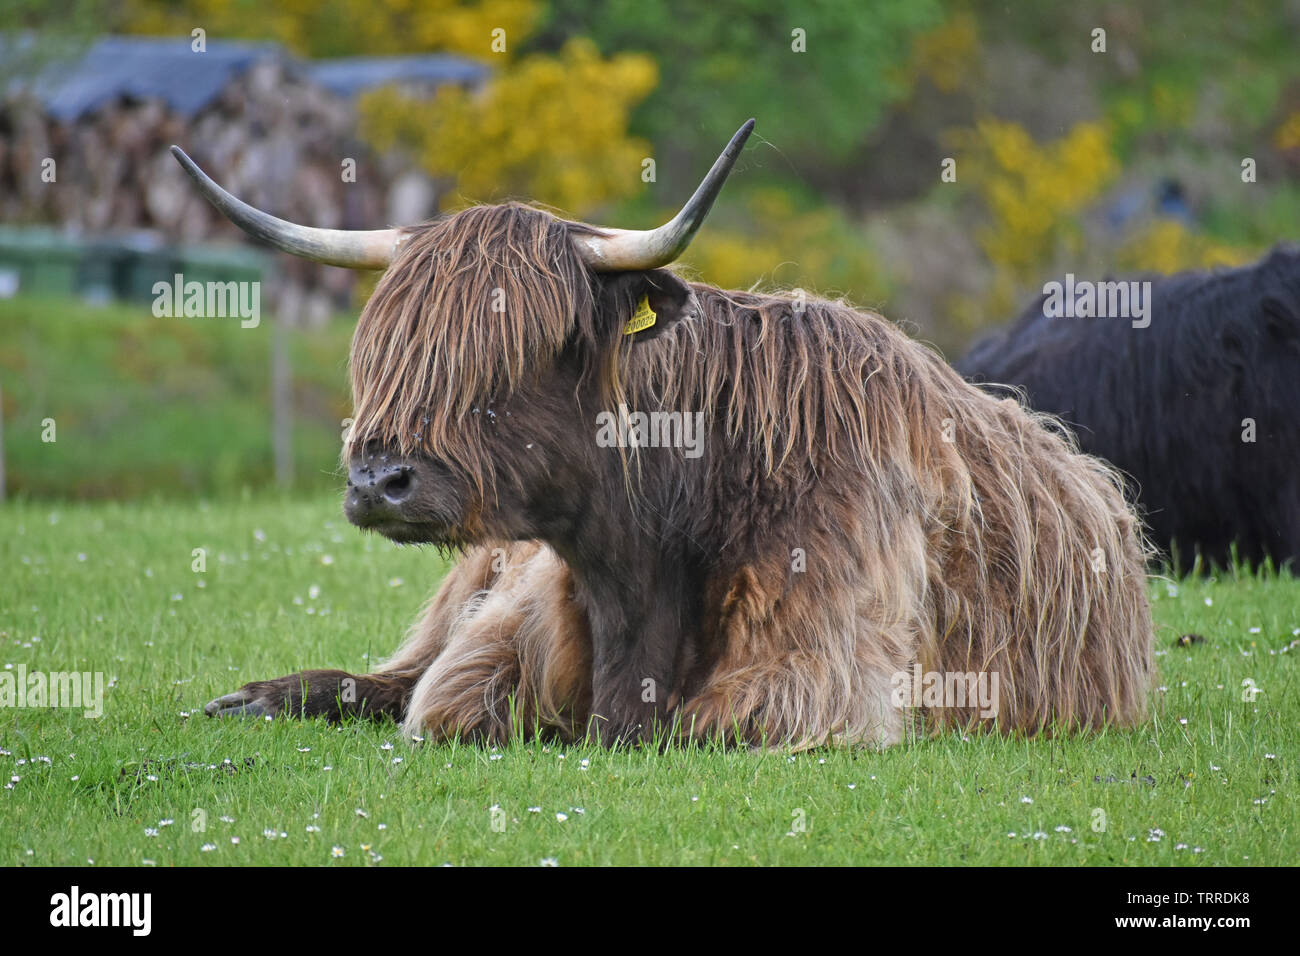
[169,146,408,269]
[572,118,755,272]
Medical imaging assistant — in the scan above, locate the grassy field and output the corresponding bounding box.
[0,495,1295,866]
[0,295,354,498]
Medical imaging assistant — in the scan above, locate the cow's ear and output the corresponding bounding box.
[596,269,697,344]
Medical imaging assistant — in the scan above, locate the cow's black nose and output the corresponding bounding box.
[377,465,416,504]
[346,454,418,525]
[349,461,417,502]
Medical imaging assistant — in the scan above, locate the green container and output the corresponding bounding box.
[173,244,266,288]
[136,244,267,321]
[0,227,84,298]
[0,229,268,306]
[79,239,131,303]
[117,235,180,303]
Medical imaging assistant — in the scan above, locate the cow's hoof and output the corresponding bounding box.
[204,689,272,718]
[201,670,362,721]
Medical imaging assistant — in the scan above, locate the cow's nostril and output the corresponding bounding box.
[380,467,415,504]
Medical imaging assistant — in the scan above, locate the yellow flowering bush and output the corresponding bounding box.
[1274,111,1300,152]
[906,11,979,93]
[958,118,1119,282]
[360,39,657,216]
[1117,220,1254,274]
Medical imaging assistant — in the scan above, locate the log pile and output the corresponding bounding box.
[0,41,450,325]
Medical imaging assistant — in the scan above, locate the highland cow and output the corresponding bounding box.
[176,121,1153,748]
[958,247,1300,572]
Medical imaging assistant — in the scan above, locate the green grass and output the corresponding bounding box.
[1,495,1295,866]
[0,295,354,498]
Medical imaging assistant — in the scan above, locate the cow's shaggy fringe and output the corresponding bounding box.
[357,203,1153,748]
[347,204,606,499]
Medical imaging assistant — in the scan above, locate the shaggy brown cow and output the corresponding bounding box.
[177,121,1153,748]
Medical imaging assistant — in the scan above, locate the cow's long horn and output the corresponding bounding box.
[169,146,408,269]
[573,118,755,272]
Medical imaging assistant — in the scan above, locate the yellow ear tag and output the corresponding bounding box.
[624,295,657,335]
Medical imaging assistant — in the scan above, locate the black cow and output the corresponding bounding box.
[958,245,1300,572]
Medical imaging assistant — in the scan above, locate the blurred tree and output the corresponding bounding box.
[905,9,979,94]
[0,0,109,85]
[122,0,538,58]
[533,0,945,185]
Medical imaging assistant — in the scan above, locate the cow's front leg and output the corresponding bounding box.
[204,670,415,722]
[585,603,686,746]
[587,663,669,746]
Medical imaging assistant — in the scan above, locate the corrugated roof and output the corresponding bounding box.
[24,36,283,121]
[4,34,488,121]
[307,54,488,97]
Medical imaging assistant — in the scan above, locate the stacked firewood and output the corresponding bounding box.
[0,54,438,325]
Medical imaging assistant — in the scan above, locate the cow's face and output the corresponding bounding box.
[168,123,751,548]
[342,205,696,547]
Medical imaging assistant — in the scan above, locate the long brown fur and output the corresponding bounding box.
[347,207,605,501]
[333,202,1155,748]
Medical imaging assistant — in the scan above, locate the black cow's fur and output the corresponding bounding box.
[957,244,1300,572]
